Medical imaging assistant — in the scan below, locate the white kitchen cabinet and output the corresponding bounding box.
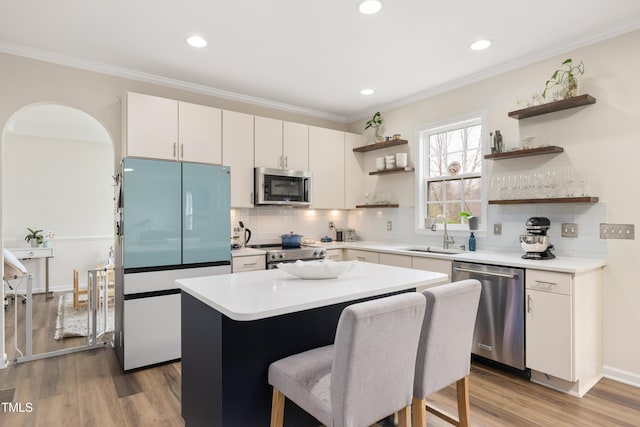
[411,257,452,280]
[123,92,177,160]
[232,254,266,272]
[379,253,412,268]
[309,126,345,209]
[123,92,222,164]
[345,249,379,264]
[525,268,602,397]
[283,121,309,171]
[223,110,255,207]
[254,116,283,169]
[344,132,365,209]
[325,249,344,261]
[178,101,222,164]
[254,117,308,171]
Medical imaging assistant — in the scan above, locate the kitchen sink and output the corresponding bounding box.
[401,246,464,255]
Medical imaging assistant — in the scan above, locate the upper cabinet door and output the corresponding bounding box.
[122,158,182,268]
[283,121,309,171]
[182,163,231,264]
[344,132,365,209]
[124,92,178,160]
[309,126,345,209]
[222,110,255,208]
[254,116,283,169]
[178,102,222,164]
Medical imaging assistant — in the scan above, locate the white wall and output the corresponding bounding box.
[2,133,113,291]
[348,30,640,383]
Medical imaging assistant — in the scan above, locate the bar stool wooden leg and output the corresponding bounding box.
[270,387,285,427]
[412,396,427,427]
[457,376,471,427]
[397,405,411,427]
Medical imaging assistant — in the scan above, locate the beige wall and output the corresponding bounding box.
[349,30,640,381]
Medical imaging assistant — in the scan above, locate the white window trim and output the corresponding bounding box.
[414,111,487,235]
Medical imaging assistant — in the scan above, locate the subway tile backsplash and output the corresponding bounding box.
[232,203,607,259]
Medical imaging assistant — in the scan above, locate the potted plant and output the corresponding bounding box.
[25,228,44,247]
[542,58,585,99]
[364,111,384,143]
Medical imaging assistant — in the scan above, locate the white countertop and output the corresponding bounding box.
[307,241,606,274]
[230,247,266,257]
[177,262,448,321]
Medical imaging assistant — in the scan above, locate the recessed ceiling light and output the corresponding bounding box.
[470,39,492,51]
[186,35,208,48]
[358,0,383,15]
[360,88,375,95]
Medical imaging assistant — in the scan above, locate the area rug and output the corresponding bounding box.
[54,293,114,340]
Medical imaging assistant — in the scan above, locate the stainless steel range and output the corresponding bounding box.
[250,244,326,269]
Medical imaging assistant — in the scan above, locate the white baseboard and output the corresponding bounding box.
[603,365,640,388]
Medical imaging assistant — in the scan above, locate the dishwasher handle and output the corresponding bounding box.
[453,266,516,279]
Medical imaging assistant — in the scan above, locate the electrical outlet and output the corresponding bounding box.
[562,223,579,238]
[600,223,635,239]
[387,221,392,231]
[493,223,502,235]
[329,221,334,230]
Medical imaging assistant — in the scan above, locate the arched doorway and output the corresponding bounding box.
[2,103,114,362]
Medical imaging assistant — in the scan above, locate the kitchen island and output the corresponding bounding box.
[177,262,448,427]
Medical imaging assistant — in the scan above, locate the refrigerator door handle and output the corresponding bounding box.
[173,142,177,159]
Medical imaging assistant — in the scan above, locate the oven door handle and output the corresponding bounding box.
[453,267,516,279]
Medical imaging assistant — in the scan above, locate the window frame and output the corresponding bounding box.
[414,112,486,233]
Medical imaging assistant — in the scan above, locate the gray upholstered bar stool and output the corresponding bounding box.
[268,292,426,427]
[412,279,482,427]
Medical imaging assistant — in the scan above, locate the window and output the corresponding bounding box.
[416,115,483,230]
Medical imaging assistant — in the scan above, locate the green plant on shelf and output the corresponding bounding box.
[542,58,584,99]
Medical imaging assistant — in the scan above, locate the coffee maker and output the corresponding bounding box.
[519,217,555,260]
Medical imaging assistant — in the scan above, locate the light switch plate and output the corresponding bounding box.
[562,223,579,238]
[600,223,635,239]
[493,223,502,235]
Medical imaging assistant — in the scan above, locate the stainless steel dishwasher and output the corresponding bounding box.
[452,261,525,371]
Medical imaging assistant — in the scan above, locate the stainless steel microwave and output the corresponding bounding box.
[254,168,311,206]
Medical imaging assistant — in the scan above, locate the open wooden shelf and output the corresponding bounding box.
[508,94,596,119]
[369,167,414,175]
[484,146,564,160]
[488,196,599,205]
[355,204,399,208]
[352,139,408,152]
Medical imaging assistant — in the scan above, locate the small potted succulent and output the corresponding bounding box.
[542,58,585,99]
[364,111,384,143]
[25,228,44,247]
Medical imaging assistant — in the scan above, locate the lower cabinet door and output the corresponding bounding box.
[526,289,574,381]
[123,293,181,370]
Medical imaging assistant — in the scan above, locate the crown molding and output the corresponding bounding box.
[347,17,640,122]
[0,41,349,123]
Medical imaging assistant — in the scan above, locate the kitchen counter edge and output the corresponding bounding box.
[310,241,606,274]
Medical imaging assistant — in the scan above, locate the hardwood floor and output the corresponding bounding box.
[1,293,639,426]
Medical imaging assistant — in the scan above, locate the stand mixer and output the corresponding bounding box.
[519,217,555,260]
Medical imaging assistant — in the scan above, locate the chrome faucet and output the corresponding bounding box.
[431,214,455,249]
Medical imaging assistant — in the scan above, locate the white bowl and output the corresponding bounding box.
[277,260,357,280]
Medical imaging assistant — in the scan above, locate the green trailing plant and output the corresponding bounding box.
[364,111,383,131]
[542,58,584,99]
[25,228,44,245]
